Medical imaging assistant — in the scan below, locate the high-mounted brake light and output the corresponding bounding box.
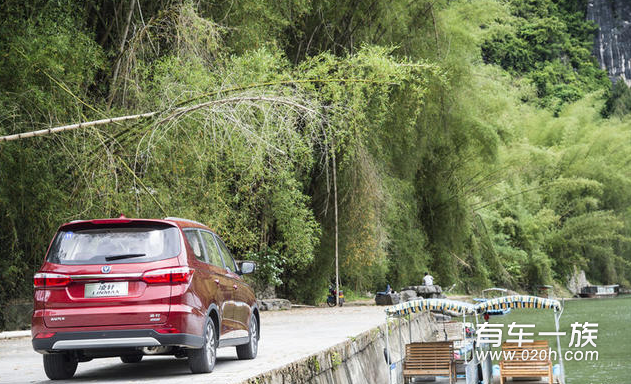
[34,273,71,288]
[90,218,132,224]
[142,267,194,284]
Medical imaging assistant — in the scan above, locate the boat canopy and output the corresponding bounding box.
[482,287,508,293]
[386,298,476,317]
[385,295,562,317]
[473,295,561,313]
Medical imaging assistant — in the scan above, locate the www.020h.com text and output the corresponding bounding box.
[475,348,599,362]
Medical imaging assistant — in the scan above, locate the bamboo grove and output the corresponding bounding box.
[1,0,630,315]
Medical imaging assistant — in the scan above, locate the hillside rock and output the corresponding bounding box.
[588,0,631,84]
[567,268,590,296]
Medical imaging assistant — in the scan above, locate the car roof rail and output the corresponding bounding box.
[163,217,207,227]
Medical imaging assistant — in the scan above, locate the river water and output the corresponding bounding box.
[487,295,630,384]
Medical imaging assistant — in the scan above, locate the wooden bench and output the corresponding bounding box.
[403,341,456,384]
[499,340,553,383]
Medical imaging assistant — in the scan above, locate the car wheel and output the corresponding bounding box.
[188,317,217,373]
[120,354,143,363]
[236,314,258,360]
[43,353,78,380]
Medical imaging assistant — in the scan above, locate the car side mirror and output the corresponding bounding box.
[240,261,256,275]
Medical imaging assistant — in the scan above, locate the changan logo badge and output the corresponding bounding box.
[101,265,112,274]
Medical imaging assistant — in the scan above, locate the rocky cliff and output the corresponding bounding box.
[567,268,591,296]
[588,0,631,84]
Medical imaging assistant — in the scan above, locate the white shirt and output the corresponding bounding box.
[423,275,433,286]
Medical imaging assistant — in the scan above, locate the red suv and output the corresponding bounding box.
[31,216,259,380]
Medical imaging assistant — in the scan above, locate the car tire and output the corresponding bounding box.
[188,317,217,373]
[236,314,258,360]
[43,353,78,380]
[120,354,143,363]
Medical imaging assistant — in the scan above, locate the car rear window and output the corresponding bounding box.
[46,224,181,265]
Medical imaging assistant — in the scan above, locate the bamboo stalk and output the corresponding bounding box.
[0,95,317,143]
[0,112,157,142]
[333,136,340,306]
[107,0,137,108]
[1,77,396,143]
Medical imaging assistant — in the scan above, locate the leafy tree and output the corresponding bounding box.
[480,0,609,112]
[602,78,631,118]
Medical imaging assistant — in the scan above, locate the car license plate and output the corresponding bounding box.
[84,282,128,298]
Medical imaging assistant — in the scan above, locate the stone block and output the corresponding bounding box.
[414,285,442,297]
[257,298,291,311]
[375,293,400,306]
[400,289,417,302]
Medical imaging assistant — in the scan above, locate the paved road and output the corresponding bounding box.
[0,305,386,384]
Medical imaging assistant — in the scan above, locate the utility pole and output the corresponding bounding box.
[332,137,339,306]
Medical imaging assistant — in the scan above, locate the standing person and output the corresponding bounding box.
[423,272,434,286]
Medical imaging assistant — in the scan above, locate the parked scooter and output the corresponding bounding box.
[327,286,344,307]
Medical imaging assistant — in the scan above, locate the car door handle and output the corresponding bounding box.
[233,284,238,290]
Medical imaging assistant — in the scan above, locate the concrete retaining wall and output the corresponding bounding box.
[239,312,440,384]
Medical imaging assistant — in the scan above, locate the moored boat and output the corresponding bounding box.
[384,295,567,384]
[579,284,619,298]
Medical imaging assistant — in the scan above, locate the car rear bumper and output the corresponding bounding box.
[32,329,203,353]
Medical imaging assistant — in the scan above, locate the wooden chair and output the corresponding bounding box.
[499,340,553,383]
[403,341,456,384]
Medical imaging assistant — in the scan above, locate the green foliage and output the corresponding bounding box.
[329,351,341,370]
[480,0,609,112]
[602,79,631,118]
[2,0,631,319]
[197,0,311,54]
[384,177,429,289]
[270,172,321,269]
[0,0,106,312]
[245,248,285,287]
[308,355,321,372]
[473,93,631,288]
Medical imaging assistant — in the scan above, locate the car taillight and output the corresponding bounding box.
[142,267,194,284]
[33,273,71,288]
[34,332,56,339]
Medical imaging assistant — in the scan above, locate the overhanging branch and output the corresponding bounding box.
[0,95,319,143]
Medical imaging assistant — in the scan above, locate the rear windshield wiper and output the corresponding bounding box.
[104,253,147,261]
